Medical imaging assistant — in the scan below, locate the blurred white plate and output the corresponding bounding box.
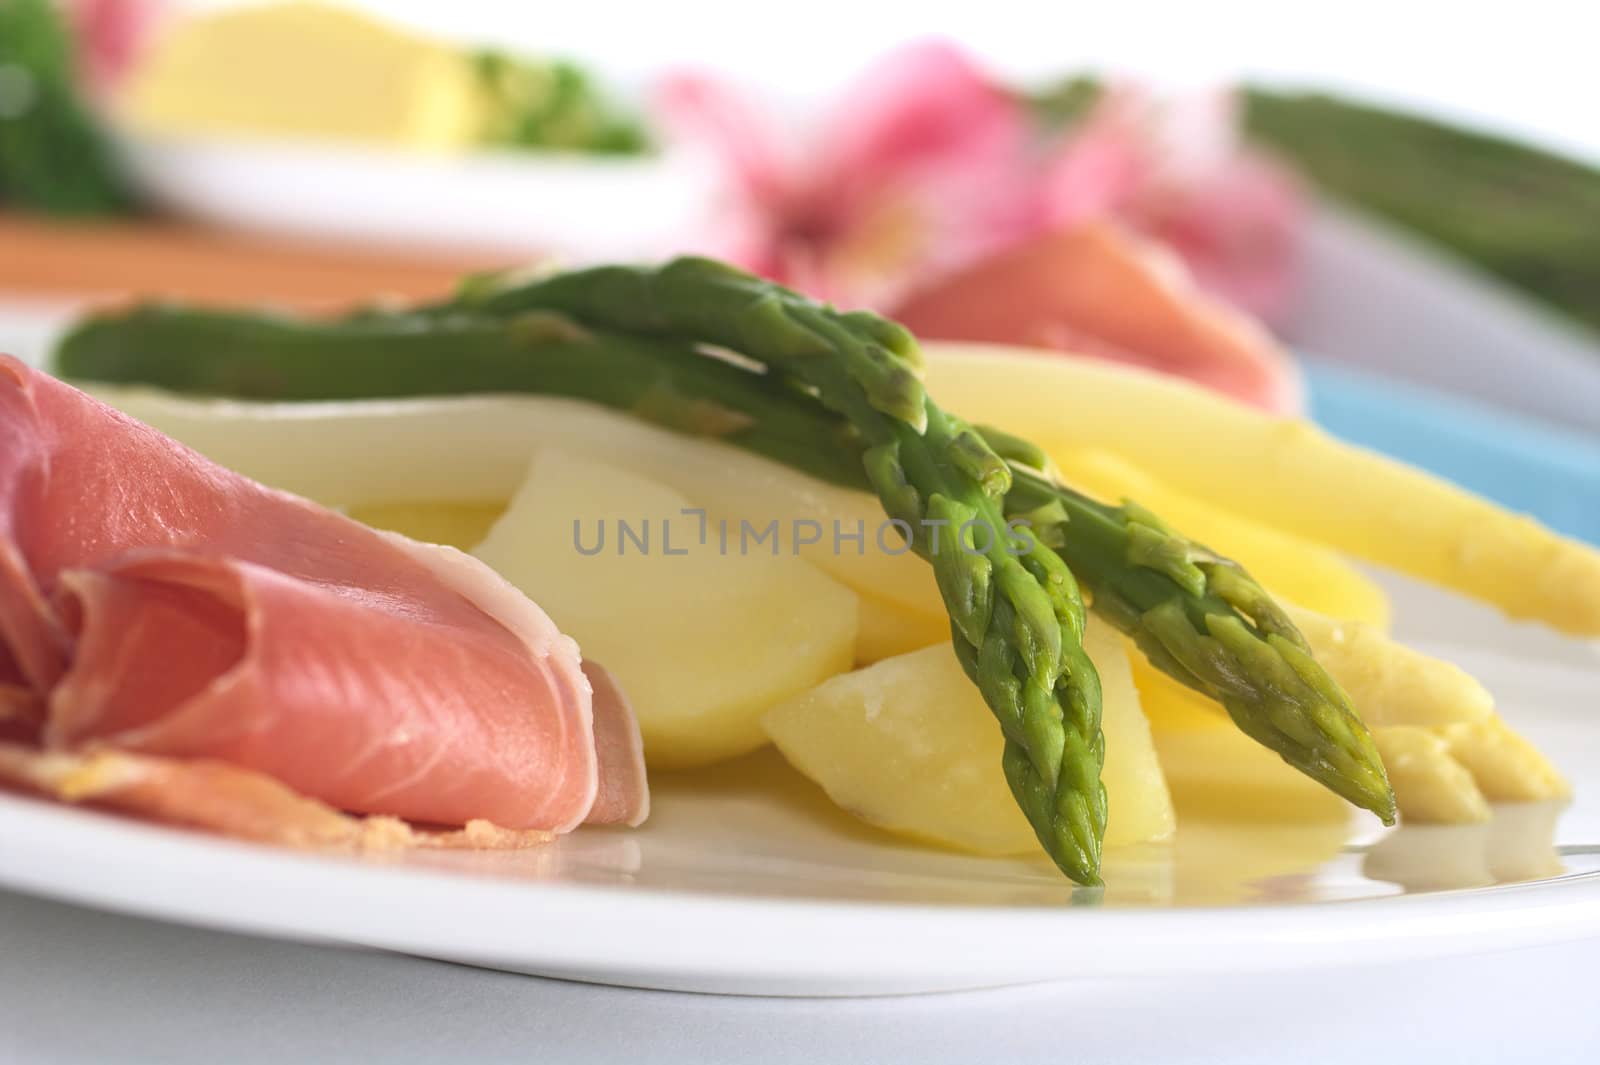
[115,130,713,260]
[1287,207,1600,435]
[0,611,1596,996]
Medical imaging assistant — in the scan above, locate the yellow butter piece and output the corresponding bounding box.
[124,1,484,148]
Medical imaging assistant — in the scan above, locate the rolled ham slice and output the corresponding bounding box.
[887,222,1303,414]
[0,355,648,844]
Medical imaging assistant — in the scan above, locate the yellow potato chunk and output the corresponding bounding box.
[474,450,858,769]
[763,617,1173,855]
[344,501,506,551]
[853,591,949,664]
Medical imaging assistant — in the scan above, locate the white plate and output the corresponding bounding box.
[1,591,1597,996]
[1286,208,1600,435]
[114,130,713,260]
[3,267,1598,999]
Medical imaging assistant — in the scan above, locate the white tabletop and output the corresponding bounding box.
[3,886,1594,1064]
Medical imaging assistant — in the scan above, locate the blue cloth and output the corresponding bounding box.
[1304,360,1600,546]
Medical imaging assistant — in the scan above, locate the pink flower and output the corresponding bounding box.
[657,39,1037,308]
[657,44,1307,411]
[66,0,167,97]
[888,222,1304,413]
[1038,85,1305,324]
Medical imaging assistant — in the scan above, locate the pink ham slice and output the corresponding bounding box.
[0,638,40,731]
[0,355,648,843]
[887,221,1303,413]
[0,743,562,848]
[581,661,650,827]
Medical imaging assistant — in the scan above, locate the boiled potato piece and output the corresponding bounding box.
[474,450,858,769]
[766,643,1035,855]
[345,497,955,673]
[854,591,949,664]
[764,617,1174,855]
[924,344,1600,635]
[344,501,505,551]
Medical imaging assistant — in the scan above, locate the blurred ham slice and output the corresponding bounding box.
[0,355,647,845]
[888,222,1303,413]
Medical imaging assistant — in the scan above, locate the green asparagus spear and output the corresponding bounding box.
[0,0,136,214]
[1030,75,1600,336]
[1000,464,1394,817]
[53,261,1399,868]
[56,303,866,487]
[448,258,1388,822]
[1243,89,1600,336]
[472,50,650,155]
[452,257,1111,884]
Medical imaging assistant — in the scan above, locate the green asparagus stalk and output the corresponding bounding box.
[1001,463,1394,816]
[1243,89,1600,336]
[55,303,867,487]
[439,257,1384,822]
[0,0,136,215]
[1031,76,1600,336]
[452,258,1111,883]
[54,260,1399,876]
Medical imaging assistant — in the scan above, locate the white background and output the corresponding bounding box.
[301,0,1600,163]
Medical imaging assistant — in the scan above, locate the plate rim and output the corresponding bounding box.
[5,788,1599,996]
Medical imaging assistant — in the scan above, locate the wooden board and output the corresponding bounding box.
[0,214,513,311]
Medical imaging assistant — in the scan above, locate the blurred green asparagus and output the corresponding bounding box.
[55,303,862,485]
[473,50,649,155]
[1030,76,1600,335]
[0,0,135,214]
[54,260,1399,879]
[1243,89,1600,335]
